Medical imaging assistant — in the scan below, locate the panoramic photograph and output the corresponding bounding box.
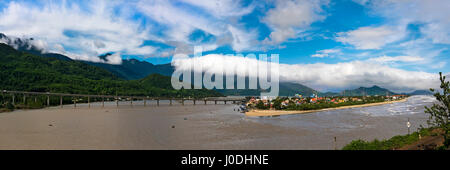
[0,0,449,155]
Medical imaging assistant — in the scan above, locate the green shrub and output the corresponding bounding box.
[342,128,433,150]
[4,102,15,111]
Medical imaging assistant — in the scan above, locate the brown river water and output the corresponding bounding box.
[0,95,435,149]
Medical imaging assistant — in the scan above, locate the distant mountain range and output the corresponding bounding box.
[0,33,435,97]
[341,85,395,96]
[0,33,74,61]
[84,58,174,80]
[214,81,318,97]
[404,90,433,96]
[1,33,175,80]
[327,86,432,97]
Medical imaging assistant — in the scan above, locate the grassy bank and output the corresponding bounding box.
[342,127,439,150]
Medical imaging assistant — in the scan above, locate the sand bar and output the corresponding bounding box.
[246,98,408,117]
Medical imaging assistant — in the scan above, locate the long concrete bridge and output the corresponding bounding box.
[1,90,246,108]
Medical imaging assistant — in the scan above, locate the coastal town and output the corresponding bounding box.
[245,94,408,111]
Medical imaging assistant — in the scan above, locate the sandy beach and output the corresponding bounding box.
[246,98,408,117]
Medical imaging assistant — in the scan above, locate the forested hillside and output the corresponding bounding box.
[0,43,222,98]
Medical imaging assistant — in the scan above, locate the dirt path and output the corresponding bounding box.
[399,135,445,150]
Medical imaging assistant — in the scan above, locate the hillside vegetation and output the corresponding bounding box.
[0,43,222,98]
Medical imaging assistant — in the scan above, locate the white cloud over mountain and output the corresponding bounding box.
[0,0,261,61]
[0,0,447,91]
[0,1,149,63]
[172,54,440,92]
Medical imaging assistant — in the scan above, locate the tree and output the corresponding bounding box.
[424,72,450,148]
[273,98,282,110]
[256,100,267,110]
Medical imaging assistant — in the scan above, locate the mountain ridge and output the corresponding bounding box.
[0,43,221,97]
[1,33,425,97]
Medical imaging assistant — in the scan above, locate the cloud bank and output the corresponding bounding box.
[172,54,439,92]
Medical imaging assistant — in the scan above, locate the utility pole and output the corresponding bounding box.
[407,118,411,135]
[334,137,337,150]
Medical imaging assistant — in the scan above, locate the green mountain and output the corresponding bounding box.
[0,33,171,80]
[407,90,433,95]
[0,33,73,61]
[86,58,320,96]
[340,85,396,96]
[83,58,174,80]
[278,82,317,96]
[215,81,318,97]
[318,92,340,97]
[0,33,408,98]
[0,43,221,97]
[1,33,324,96]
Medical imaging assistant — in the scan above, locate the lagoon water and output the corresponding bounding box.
[0,95,435,149]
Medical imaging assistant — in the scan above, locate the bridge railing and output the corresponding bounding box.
[1,90,246,108]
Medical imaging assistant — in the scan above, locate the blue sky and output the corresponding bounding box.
[0,0,449,92]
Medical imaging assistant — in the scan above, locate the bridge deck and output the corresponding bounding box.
[1,90,246,108]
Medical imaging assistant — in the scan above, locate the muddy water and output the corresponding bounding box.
[0,95,434,149]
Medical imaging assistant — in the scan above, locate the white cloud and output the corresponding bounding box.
[0,0,152,62]
[262,0,328,45]
[311,49,341,58]
[227,25,259,52]
[172,54,440,92]
[124,46,157,56]
[94,40,106,49]
[352,0,370,5]
[430,61,447,69]
[365,0,450,44]
[311,53,328,58]
[336,26,406,49]
[137,0,257,53]
[368,55,425,63]
[179,0,255,18]
[137,0,224,41]
[0,34,49,53]
[106,53,123,65]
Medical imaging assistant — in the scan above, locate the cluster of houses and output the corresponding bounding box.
[246,94,407,108]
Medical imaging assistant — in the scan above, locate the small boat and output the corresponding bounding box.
[239,105,248,113]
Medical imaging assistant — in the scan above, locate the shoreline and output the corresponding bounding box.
[0,96,429,149]
[245,98,409,117]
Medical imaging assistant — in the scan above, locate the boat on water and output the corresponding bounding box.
[239,105,248,113]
